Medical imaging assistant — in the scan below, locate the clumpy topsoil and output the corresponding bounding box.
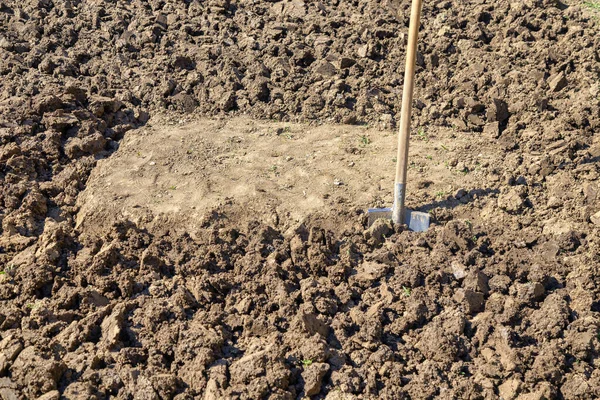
[1,0,600,399]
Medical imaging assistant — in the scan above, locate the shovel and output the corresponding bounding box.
[367,0,430,232]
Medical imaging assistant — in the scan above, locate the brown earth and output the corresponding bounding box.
[1,0,600,398]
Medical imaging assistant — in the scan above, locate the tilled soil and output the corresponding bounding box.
[1,0,600,398]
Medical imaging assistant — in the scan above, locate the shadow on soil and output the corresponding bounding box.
[418,187,500,214]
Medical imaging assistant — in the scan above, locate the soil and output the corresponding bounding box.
[1,0,600,399]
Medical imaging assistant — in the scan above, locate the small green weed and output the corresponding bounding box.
[280,127,293,139]
[359,135,371,146]
[402,286,412,297]
[436,190,447,199]
[425,155,433,160]
[584,0,600,11]
[302,359,313,367]
[416,127,428,142]
[26,301,42,311]
[169,185,177,190]
[440,144,449,151]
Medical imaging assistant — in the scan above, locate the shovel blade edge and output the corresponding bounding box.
[367,208,430,232]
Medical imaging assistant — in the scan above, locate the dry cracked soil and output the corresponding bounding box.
[1,0,600,399]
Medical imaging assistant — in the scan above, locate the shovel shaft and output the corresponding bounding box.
[393,0,423,224]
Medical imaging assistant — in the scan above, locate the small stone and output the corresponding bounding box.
[548,71,567,92]
[302,362,330,396]
[498,378,522,400]
[451,261,467,280]
[333,179,343,186]
[348,162,355,167]
[0,36,11,50]
[357,44,369,58]
[149,161,156,166]
[590,211,600,225]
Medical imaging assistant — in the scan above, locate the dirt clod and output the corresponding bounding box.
[454,289,485,315]
[302,362,330,396]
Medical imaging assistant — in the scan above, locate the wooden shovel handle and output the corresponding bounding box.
[393,0,423,224]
